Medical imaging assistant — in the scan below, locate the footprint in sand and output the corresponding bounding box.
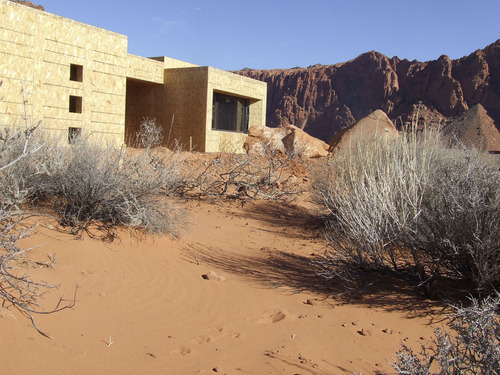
[258,309,293,325]
[172,346,192,355]
[356,328,371,336]
[191,335,212,344]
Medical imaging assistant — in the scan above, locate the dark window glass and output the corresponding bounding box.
[70,64,83,82]
[212,92,249,133]
[69,95,82,113]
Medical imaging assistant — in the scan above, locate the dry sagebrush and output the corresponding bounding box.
[311,126,500,297]
[0,87,74,337]
[195,146,304,204]
[33,133,185,239]
[392,295,500,374]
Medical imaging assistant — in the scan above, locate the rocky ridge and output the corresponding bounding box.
[237,40,500,144]
[9,0,44,11]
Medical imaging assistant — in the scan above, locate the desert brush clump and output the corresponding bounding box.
[194,144,304,204]
[392,295,500,375]
[311,124,500,297]
[30,121,186,239]
[0,84,74,337]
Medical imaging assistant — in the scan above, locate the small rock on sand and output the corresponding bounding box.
[202,271,226,281]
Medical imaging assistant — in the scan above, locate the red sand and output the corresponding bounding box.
[0,199,444,374]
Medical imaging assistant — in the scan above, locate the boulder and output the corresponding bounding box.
[328,109,398,156]
[442,104,500,152]
[282,125,329,158]
[243,125,286,155]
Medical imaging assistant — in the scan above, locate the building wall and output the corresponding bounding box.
[125,79,166,146]
[127,54,164,84]
[205,67,267,153]
[0,0,267,152]
[0,0,128,144]
[163,68,208,151]
[162,67,267,153]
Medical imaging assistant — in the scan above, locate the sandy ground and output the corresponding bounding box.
[0,198,445,375]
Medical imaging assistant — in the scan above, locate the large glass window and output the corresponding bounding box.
[212,92,249,133]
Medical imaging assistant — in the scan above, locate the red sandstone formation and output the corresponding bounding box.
[9,0,44,10]
[282,125,329,158]
[442,104,500,152]
[243,124,287,155]
[328,109,398,156]
[243,124,329,158]
[237,40,500,143]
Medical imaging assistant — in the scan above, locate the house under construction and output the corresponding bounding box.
[0,0,267,152]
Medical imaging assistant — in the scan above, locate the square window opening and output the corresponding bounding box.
[212,92,249,133]
[69,95,82,113]
[70,64,83,82]
[68,127,82,144]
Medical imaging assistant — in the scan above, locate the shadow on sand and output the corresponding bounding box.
[183,202,448,320]
[186,242,446,321]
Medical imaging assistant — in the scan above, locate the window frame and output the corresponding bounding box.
[211,92,250,133]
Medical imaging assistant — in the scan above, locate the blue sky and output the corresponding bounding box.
[38,0,499,71]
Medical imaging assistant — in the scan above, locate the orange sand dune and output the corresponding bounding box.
[0,200,444,375]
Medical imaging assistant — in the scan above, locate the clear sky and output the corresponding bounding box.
[37,0,500,71]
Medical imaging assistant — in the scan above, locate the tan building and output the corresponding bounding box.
[0,0,266,152]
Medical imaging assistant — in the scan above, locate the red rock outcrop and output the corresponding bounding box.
[282,125,329,158]
[243,124,329,158]
[9,0,44,10]
[442,104,500,152]
[237,40,500,143]
[328,110,398,156]
[243,124,287,155]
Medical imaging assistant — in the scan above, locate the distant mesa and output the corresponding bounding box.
[9,0,44,10]
[237,39,500,148]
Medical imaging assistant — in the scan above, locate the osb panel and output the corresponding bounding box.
[0,30,34,58]
[205,131,248,153]
[205,68,267,153]
[207,67,267,99]
[163,68,209,151]
[0,0,128,143]
[162,56,199,69]
[1,2,37,34]
[124,79,166,145]
[127,54,164,84]
[44,38,86,58]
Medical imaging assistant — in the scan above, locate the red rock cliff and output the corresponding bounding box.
[237,40,500,142]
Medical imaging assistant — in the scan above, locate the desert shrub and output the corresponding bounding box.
[34,134,184,238]
[195,143,303,204]
[311,127,500,296]
[408,147,500,293]
[134,117,163,150]
[392,295,500,374]
[0,88,73,337]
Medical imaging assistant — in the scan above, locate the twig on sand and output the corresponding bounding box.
[104,336,113,347]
